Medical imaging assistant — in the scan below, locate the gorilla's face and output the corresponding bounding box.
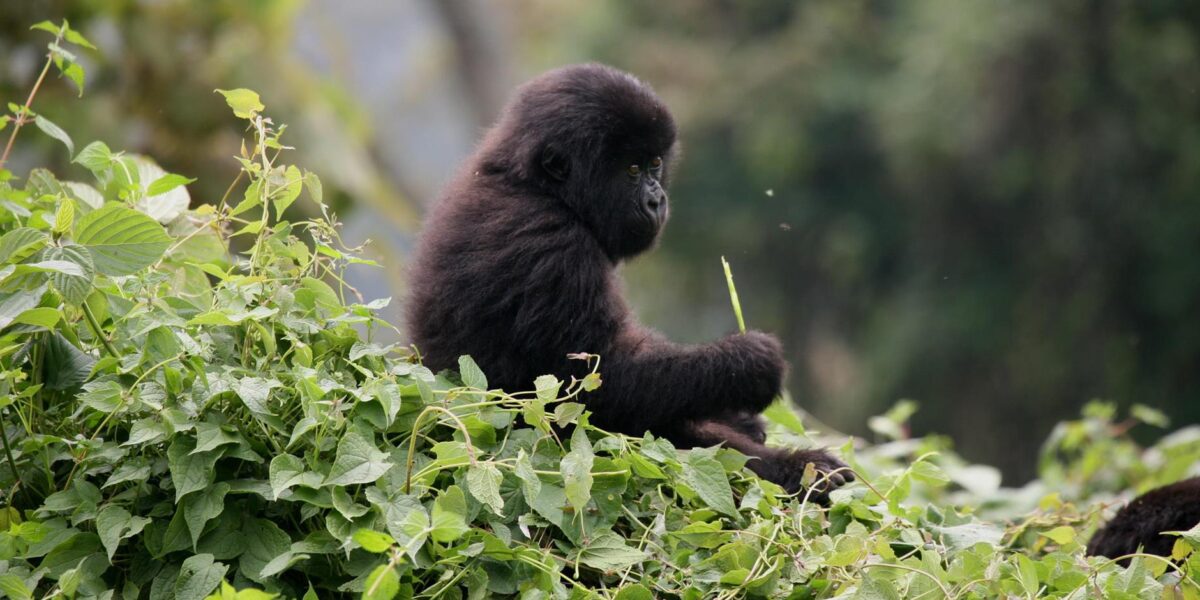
[606,150,671,258]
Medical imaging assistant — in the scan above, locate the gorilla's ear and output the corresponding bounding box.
[540,145,570,182]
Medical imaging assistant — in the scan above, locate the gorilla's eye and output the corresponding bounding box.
[650,156,663,169]
[627,164,641,177]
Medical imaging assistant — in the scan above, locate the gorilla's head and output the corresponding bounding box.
[480,63,678,260]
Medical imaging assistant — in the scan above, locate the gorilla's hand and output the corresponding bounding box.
[721,330,786,412]
[752,448,854,505]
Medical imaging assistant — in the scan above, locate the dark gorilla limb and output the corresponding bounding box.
[674,418,853,503]
[1086,477,1200,561]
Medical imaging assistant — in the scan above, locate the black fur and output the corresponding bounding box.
[406,63,851,501]
[1086,476,1200,561]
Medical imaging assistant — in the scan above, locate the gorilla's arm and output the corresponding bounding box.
[508,230,785,434]
[593,330,785,434]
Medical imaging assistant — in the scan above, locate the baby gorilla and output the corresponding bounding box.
[407,63,851,500]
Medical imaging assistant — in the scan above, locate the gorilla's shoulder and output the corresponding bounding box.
[1087,476,1200,560]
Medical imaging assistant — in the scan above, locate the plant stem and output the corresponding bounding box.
[0,53,54,170]
[0,409,22,498]
[721,256,746,333]
[81,302,118,358]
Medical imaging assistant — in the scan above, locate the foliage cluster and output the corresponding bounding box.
[0,22,1198,600]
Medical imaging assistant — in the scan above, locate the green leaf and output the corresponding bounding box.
[561,428,594,514]
[238,519,291,583]
[514,450,541,503]
[61,61,85,96]
[10,306,59,329]
[353,529,395,553]
[74,204,171,275]
[96,504,150,561]
[1040,526,1076,545]
[0,228,47,264]
[430,486,469,543]
[0,574,32,600]
[63,27,96,50]
[168,437,220,501]
[175,554,227,600]
[30,20,62,36]
[34,114,73,156]
[466,463,504,515]
[614,584,654,600]
[458,355,488,390]
[268,453,321,500]
[147,173,196,197]
[681,451,738,517]
[73,141,114,172]
[534,374,561,402]
[53,198,75,234]
[272,165,302,218]
[43,331,94,390]
[183,482,230,548]
[573,532,647,571]
[42,244,94,305]
[77,379,123,412]
[215,89,265,119]
[323,432,393,487]
[364,564,399,600]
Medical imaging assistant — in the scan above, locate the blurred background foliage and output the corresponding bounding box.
[3,0,1198,482]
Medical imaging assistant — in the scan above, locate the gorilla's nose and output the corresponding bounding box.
[646,190,667,213]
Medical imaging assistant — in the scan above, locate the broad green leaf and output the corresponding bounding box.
[614,584,654,600]
[238,519,291,583]
[74,140,114,172]
[0,227,47,264]
[96,504,150,560]
[514,450,541,503]
[64,181,104,209]
[0,288,44,330]
[134,157,191,223]
[681,451,738,517]
[458,355,488,390]
[364,564,399,600]
[34,114,73,156]
[147,173,196,197]
[0,574,31,600]
[573,532,646,571]
[430,486,469,543]
[77,379,123,412]
[183,482,230,548]
[215,89,264,119]
[10,307,59,329]
[175,554,227,600]
[41,244,94,305]
[43,331,94,390]
[323,432,392,487]
[466,463,504,515]
[561,428,594,514]
[353,529,395,553]
[272,165,302,218]
[74,204,171,275]
[534,374,561,402]
[168,437,220,501]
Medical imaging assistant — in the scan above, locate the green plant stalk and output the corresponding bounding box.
[0,407,22,496]
[721,256,746,333]
[81,301,119,358]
